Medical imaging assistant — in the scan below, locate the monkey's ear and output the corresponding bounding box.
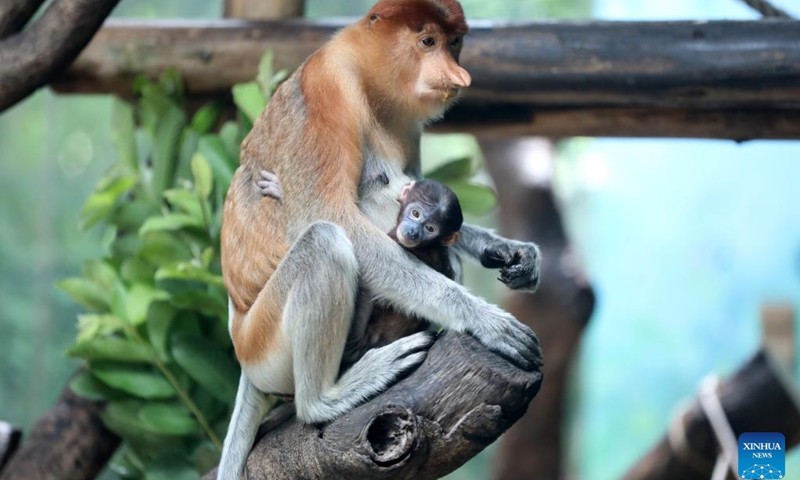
[442,231,461,246]
[400,181,415,202]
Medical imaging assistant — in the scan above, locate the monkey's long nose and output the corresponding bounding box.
[450,65,472,88]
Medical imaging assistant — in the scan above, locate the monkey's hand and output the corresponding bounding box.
[463,305,542,370]
[480,240,541,292]
[257,170,283,200]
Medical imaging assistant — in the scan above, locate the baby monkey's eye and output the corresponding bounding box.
[421,37,436,47]
[425,224,437,234]
[411,208,422,219]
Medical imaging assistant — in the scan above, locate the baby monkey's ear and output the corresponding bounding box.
[442,231,461,246]
[400,181,416,202]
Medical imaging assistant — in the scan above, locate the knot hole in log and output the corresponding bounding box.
[364,406,417,466]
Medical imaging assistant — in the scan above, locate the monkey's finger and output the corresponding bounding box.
[396,331,437,357]
[480,247,511,269]
[395,351,428,374]
[259,170,280,182]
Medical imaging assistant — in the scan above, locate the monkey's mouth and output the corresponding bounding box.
[396,231,420,249]
[438,88,461,103]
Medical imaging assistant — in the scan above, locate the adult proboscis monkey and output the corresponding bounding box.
[218,1,542,478]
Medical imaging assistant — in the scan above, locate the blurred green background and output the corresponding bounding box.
[2,0,800,479]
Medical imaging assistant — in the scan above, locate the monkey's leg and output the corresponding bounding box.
[279,221,434,423]
[217,373,273,480]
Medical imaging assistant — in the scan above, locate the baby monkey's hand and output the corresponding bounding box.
[257,170,283,200]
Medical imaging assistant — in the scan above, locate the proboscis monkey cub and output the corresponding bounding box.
[260,173,463,350]
[218,1,543,478]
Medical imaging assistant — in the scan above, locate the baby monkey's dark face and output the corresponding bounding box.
[393,180,463,249]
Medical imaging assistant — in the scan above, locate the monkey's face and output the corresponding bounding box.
[411,28,471,118]
[396,201,445,248]
[364,0,471,121]
[394,180,462,249]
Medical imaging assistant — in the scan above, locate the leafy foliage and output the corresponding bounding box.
[61,52,495,479]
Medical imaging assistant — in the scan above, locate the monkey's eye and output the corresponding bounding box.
[421,37,436,47]
[411,208,422,219]
[425,224,438,234]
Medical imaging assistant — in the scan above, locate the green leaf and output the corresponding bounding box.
[139,403,199,436]
[76,314,126,343]
[80,173,138,230]
[232,81,266,123]
[70,371,120,401]
[171,334,238,404]
[256,50,274,97]
[113,200,159,231]
[139,214,204,235]
[68,338,156,363]
[191,154,213,199]
[151,105,187,196]
[126,283,170,325]
[169,290,226,317]
[448,182,498,216]
[144,458,198,480]
[121,258,156,284]
[175,128,200,182]
[159,67,184,99]
[163,189,203,218]
[218,122,241,163]
[138,233,192,266]
[57,278,110,312]
[425,157,474,183]
[92,364,176,400]
[197,136,235,191]
[155,262,224,288]
[111,282,129,322]
[146,302,176,362]
[191,101,223,134]
[101,400,178,448]
[111,99,139,172]
[83,260,119,293]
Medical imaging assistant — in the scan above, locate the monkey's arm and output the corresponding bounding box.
[345,215,541,370]
[453,224,541,292]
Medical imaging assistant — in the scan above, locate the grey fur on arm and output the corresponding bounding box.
[454,224,541,292]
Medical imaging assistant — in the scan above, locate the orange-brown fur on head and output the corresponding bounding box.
[347,0,471,123]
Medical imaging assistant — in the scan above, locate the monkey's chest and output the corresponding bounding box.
[357,160,410,233]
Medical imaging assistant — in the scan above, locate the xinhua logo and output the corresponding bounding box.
[738,432,785,479]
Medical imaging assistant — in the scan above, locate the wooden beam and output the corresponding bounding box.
[431,106,800,140]
[51,19,800,139]
[223,0,304,20]
[54,19,800,107]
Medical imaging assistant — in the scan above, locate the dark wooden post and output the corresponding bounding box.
[479,138,596,480]
[622,349,800,480]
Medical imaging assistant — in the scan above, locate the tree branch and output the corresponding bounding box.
[0,0,121,112]
[0,380,120,480]
[202,332,543,480]
[0,0,46,39]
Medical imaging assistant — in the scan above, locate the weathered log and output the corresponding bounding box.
[433,106,800,141]
[223,0,304,20]
[0,382,120,480]
[201,331,543,480]
[622,349,800,480]
[52,19,800,109]
[0,0,45,39]
[0,0,121,112]
[481,138,595,480]
[50,19,800,139]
